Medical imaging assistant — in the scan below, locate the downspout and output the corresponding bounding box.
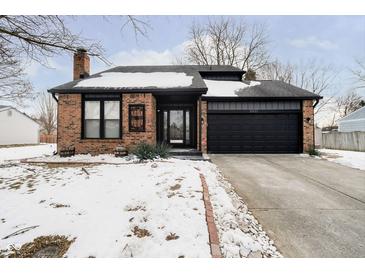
[51,93,58,103]
[50,91,58,155]
[313,98,319,108]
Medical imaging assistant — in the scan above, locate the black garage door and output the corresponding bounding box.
[207,113,301,153]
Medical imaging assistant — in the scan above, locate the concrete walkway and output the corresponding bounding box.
[210,154,365,257]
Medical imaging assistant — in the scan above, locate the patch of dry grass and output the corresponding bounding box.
[125,205,146,212]
[50,203,70,208]
[169,184,181,191]
[166,233,179,241]
[132,226,151,238]
[5,235,75,258]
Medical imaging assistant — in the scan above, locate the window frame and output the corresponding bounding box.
[129,104,146,132]
[81,94,122,139]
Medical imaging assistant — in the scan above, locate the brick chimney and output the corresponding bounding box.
[73,48,90,80]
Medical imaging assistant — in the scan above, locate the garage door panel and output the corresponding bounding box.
[207,113,301,153]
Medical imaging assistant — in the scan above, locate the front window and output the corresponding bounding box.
[85,101,101,138]
[104,101,120,138]
[83,97,120,139]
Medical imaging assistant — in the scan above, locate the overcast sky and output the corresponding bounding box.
[21,16,365,115]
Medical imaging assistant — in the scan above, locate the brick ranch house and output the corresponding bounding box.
[48,49,321,155]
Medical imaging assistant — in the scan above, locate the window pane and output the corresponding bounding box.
[163,111,168,141]
[185,110,190,144]
[85,101,100,119]
[105,120,120,138]
[169,110,184,144]
[85,120,100,138]
[104,101,120,119]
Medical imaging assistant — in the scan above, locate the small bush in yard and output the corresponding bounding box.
[308,146,321,156]
[133,142,171,161]
[155,142,171,159]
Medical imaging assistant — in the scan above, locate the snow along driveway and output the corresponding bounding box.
[319,149,365,171]
[0,148,280,257]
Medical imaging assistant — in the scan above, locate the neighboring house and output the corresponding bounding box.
[0,105,40,145]
[48,49,321,155]
[337,106,365,132]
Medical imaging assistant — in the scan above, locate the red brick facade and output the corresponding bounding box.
[57,94,315,155]
[57,93,156,155]
[200,100,208,154]
[302,99,315,153]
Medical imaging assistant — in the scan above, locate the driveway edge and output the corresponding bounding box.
[199,173,222,258]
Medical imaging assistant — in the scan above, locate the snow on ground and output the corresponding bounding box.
[30,153,138,164]
[0,144,56,163]
[319,149,365,171]
[0,160,210,258]
[0,148,280,258]
[75,72,193,88]
[194,161,281,258]
[203,79,261,97]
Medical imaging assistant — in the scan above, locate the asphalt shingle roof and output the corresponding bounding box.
[234,80,322,99]
[48,65,320,99]
[337,106,365,122]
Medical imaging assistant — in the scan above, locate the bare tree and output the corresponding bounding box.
[335,90,364,118]
[259,59,295,82]
[0,15,149,103]
[261,59,336,115]
[35,93,57,135]
[352,58,365,89]
[184,18,270,72]
[0,47,32,104]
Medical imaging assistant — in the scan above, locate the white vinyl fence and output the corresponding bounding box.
[322,131,365,152]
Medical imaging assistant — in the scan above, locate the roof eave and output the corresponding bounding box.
[202,95,322,101]
[48,87,208,95]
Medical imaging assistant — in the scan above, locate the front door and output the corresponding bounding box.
[159,108,192,147]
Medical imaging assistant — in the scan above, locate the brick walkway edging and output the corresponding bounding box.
[199,173,223,258]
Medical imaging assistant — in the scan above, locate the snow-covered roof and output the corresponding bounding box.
[48,64,320,99]
[202,79,321,99]
[49,65,243,94]
[203,80,261,97]
[75,72,193,89]
[337,106,365,123]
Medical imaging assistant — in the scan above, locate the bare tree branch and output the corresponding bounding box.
[261,59,337,115]
[35,92,57,134]
[351,57,365,89]
[0,15,150,103]
[335,90,364,118]
[184,18,270,72]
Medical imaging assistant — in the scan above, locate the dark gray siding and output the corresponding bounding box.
[208,101,301,111]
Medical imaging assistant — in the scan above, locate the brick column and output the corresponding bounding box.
[122,93,156,149]
[57,94,82,153]
[201,100,208,154]
[303,100,314,153]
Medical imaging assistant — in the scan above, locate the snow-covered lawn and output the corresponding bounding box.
[0,144,56,163]
[0,145,280,258]
[319,149,365,171]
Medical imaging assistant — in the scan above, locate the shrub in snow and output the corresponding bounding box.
[308,145,321,156]
[132,142,171,161]
[155,142,171,159]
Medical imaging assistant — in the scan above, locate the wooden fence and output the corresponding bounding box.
[40,134,57,144]
[322,131,365,152]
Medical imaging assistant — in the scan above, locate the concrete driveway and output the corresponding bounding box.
[209,154,365,257]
